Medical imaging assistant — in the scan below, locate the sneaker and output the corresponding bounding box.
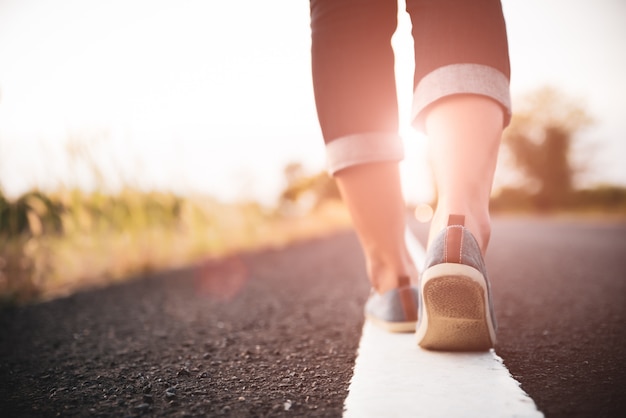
[365,276,418,333]
[416,214,497,351]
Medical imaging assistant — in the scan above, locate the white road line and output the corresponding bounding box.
[343,228,543,418]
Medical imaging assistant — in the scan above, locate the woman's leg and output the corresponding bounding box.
[406,0,511,349]
[310,0,417,293]
[335,162,418,294]
[407,0,512,252]
[425,96,503,253]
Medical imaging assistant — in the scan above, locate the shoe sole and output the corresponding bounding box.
[416,263,496,351]
[365,314,417,333]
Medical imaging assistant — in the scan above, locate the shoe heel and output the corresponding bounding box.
[416,263,496,351]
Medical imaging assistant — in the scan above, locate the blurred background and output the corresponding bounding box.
[1,0,625,303]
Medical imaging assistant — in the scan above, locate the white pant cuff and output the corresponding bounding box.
[325,132,404,176]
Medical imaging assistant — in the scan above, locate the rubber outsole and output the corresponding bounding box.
[416,263,496,351]
[365,315,417,333]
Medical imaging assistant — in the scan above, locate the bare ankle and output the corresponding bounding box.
[366,249,418,294]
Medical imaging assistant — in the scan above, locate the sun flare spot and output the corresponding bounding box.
[413,203,434,223]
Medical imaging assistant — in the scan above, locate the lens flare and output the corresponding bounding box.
[414,203,433,223]
[195,256,249,302]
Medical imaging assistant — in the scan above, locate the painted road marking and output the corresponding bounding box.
[343,228,543,417]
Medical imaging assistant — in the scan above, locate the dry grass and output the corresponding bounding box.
[0,189,351,305]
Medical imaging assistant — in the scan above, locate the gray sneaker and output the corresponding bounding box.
[365,276,418,333]
[416,214,497,351]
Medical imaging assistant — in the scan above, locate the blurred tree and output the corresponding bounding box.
[279,162,341,215]
[503,86,594,209]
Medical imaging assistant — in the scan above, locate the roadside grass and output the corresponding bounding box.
[3,184,624,306]
[0,188,351,305]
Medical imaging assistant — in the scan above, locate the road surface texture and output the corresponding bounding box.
[1,217,625,417]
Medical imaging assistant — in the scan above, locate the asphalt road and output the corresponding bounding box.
[1,217,625,417]
[486,217,626,417]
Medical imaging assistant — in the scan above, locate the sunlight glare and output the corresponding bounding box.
[413,202,434,223]
[394,3,433,205]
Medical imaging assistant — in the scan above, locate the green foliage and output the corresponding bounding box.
[0,183,350,305]
[70,189,182,232]
[0,129,350,305]
[0,188,263,304]
[0,190,63,236]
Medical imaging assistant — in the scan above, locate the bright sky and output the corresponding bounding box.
[0,0,625,205]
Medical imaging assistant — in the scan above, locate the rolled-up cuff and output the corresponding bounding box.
[325,132,404,176]
[411,63,511,132]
